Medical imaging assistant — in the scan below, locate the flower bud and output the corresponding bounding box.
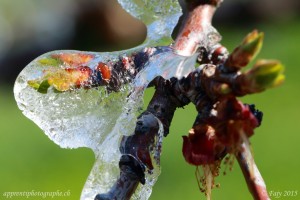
[245,59,285,92]
[226,30,264,68]
[182,125,220,166]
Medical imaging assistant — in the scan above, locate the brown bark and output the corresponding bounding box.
[236,143,270,200]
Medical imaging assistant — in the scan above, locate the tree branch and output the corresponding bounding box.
[94,0,283,199]
[236,143,270,200]
[173,1,219,56]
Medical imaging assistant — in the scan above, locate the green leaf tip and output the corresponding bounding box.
[27,79,50,94]
[241,30,264,57]
[27,80,41,90]
[253,60,285,88]
[248,59,285,90]
[227,30,264,68]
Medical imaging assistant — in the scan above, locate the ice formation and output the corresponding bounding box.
[117,0,181,46]
[14,46,197,200]
[13,1,221,199]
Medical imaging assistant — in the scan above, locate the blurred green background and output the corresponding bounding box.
[1,0,300,199]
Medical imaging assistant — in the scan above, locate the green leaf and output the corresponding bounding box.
[227,30,264,68]
[250,59,285,90]
[37,80,50,94]
[27,80,41,90]
[241,30,264,56]
[38,58,61,67]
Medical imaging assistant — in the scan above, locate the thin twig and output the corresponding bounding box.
[236,142,270,200]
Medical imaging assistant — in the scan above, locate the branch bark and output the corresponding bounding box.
[93,0,280,199]
[173,1,219,56]
[236,143,270,200]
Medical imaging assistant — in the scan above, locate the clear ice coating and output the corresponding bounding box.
[134,47,198,88]
[13,0,214,199]
[14,46,198,200]
[117,0,181,45]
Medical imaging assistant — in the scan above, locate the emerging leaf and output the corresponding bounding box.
[38,58,61,67]
[37,80,50,94]
[227,30,264,68]
[27,80,41,90]
[245,59,285,92]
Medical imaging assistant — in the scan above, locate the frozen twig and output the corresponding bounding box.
[13,0,285,199]
[95,0,284,199]
[173,0,222,56]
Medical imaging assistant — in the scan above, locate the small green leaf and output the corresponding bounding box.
[38,58,61,67]
[255,72,280,88]
[227,30,264,68]
[249,59,285,90]
[27,80,41,90]
[253,60,284,75]
[241,30,264,55]
[37,80,50,94]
